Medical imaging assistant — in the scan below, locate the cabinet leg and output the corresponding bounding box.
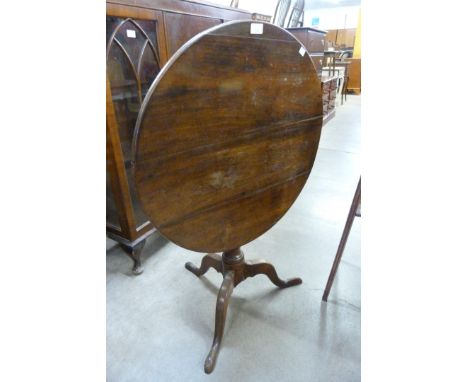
[120,239,145,275]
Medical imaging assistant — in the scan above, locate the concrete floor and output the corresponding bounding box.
[107,95,361,382]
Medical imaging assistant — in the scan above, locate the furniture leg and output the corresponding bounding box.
[322,178,361,301]
[341,76,348,105]
[341,77,345,105]
[344,76,348,101]
[120,239,145,275]
[188,247,302,373]
[244,260,302,288]
[204,271,235,374]
[185,253,222,276]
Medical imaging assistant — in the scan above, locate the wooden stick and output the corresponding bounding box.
[322,177,361,302]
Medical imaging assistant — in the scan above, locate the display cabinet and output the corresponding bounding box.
[106,0,252,274]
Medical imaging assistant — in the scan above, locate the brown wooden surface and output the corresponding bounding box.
[325,28,356,49]
[134,21,323,253]
[108,0,251,21]
[347,58,361,92]
[164,12,221,57]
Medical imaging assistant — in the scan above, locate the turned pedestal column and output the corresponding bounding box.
[186,248,302,372]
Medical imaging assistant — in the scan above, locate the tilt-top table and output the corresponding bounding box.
[132,20,323,373]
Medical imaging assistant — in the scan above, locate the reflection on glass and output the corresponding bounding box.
[140,44,159,97]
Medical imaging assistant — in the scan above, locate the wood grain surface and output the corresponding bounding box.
[133,21,323,252]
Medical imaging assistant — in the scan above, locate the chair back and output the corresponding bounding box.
[272,0,291,27]
[287,0,304,28]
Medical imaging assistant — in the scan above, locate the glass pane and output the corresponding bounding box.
[107,43,139,162]
[114,22,149,69]
[140,44,159,97]
[138,19,157,49]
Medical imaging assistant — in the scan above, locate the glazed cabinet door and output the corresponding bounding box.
[106,6,165,237]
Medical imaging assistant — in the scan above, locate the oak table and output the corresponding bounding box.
[133,20,323,373]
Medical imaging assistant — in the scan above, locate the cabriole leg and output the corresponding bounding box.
[204,271,235,374]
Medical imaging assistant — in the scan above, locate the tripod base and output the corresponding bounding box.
[185,248,302,373]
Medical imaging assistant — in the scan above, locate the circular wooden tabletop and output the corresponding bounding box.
[133,21,323,253]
